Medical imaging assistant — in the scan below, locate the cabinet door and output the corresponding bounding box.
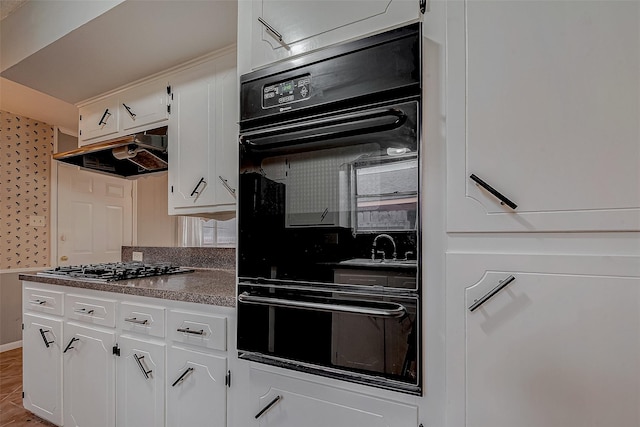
[79,96,119,145]
[63,323,116,427]
[446,1,640,232]
[167,52,237,217]
[22,314,63,426]
[248,368,418,427]
[166,346,227,427]
[446,253,640,427]
[116,336,165,427]
[119,79,169,132]
[247,0,420,71]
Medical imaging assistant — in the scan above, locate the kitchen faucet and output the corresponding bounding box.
[371,234,397,261]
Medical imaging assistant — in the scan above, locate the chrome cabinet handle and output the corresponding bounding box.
[98,109,112,126]
[122,103,137,119]
[257,17,283,42]
[63,337,79,353]
[238,292,407,319]
[125,317,149,325]
[171,367,194,387]
[134,353,153,379]
[469,174,517,210]
[74,308,94,315]
[255,395,283,419]
[29,299,46,305]
[469,275,516,312]
[39,328,54,348]
[218,175,236,198]
[190,177,206,197]
[177,327,205,336]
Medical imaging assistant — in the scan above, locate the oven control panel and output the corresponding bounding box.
[263,74,311,109]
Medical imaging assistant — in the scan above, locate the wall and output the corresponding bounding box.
[0,110,54,347]
[0,110,53,270]
[0,272,22,348]
[136,173,178,247]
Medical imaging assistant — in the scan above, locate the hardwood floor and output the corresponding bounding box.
[0,348,55,427]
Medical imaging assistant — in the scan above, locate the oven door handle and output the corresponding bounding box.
[237,292,407,318]
[239,108,408,151]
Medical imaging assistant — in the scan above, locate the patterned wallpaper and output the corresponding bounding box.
[0,111,53,270]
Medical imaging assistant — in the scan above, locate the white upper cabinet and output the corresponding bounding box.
[78,78,169,146]
[167,51,238,218]
[446,0,640,232]
[240,0,421,72]
[446,253,640,427]
[119,79,170,133]
[78,96,120,145]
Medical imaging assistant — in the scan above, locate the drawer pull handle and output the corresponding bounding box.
[122,103,137,119]
[218,175,236,198]
[63,337,79,353]
[39,328,54,348]
[98,109,112,126]
[172,367,194,387]
[134,353,153,379]
[74,308,95,315]
[469,174,517,210]
[255,395,283,419]
[177,327,205,336]
[469,275,516,312]
[125,317,149,325]
[190,177,206,197]
[29,299,46,305]
[257,17,283,42]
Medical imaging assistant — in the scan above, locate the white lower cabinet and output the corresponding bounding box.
[446,253,640,427]
[63,322,116,427]
[166,346,228,427]
[247,368,418,427]
[22,313,63,426]
[22,282,232,427]
[116,336,166,427]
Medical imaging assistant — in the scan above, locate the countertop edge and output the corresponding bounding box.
[19,269,237,308]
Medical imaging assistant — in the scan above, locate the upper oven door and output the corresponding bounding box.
[238,100,420,291]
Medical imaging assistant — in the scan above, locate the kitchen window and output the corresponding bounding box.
[178,217,236,248]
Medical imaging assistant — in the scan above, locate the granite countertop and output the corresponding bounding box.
[19,268,237,308]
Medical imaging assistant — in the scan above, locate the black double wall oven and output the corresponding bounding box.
[237,24,422,395]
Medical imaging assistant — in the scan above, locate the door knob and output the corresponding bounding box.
[60,256,68,261]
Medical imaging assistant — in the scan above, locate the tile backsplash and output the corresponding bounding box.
[0,111,53,270]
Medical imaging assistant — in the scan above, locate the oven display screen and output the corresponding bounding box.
[263,74,311,108]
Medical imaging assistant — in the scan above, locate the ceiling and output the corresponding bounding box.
[0,0,27,21]
[1,0,237,104]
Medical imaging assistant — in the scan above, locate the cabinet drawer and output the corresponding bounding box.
[24,286,64,316]
[167,310,227,351]
[65,294,116,327]
[119,302,165,338]
[249,368,418,427]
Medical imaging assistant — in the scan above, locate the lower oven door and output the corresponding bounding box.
[237,284,420,394]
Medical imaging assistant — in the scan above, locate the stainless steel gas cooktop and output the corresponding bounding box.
[38,262,194,282]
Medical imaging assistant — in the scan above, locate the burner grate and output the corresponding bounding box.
[38,262,193,282]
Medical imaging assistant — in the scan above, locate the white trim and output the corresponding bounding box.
[0,340,22,353]
[0,267,45,274]
[131,180,138,248]
[51,127,61,268]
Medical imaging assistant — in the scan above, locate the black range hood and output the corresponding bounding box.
[53,126,168,178]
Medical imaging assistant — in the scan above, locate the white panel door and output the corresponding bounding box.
[116,336,166,427]
[446,0,640,232]
[22,313,63,426]
[446,253,640,427]
[248,0,420,70]
[57,163,133,265]
[63,322,116,427]
[166,346,227,427]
